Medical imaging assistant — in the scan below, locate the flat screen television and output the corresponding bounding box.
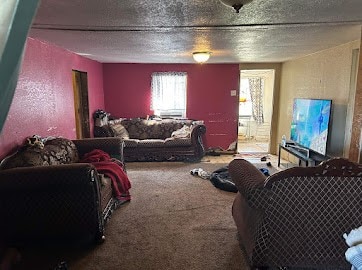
[290,98,332,156]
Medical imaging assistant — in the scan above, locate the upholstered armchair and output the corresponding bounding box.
[0,137,126,246]
[229,158,362,269]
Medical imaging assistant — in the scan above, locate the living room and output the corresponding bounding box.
[1,38,361,161]
[1,2,362,161]
[1,1,362,269]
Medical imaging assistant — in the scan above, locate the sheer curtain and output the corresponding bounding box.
[249,77,264,124]
[151,72,187,116]
[0,0,40,133]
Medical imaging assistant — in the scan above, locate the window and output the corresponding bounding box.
[151,72,187,117]
[239,78,252,116]
[239,77,264,124]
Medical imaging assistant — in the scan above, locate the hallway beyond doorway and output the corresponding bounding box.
[238,69,275,155]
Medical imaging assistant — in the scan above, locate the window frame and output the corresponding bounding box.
[151,72,187,118]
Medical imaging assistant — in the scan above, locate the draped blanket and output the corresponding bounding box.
[80,149,131,201]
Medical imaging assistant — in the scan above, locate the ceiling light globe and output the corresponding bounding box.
[192,52,211,63]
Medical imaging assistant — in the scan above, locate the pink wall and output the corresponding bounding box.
[0,38,104,159]
[103,64,240,149]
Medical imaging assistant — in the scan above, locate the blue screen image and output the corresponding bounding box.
[290,98,332,155]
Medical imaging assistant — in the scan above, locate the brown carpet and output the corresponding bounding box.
[13,162,251,270]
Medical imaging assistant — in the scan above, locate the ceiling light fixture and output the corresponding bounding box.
[192,52,211,63]
[219,0,253,13]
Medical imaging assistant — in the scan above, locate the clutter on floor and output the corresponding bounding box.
[190,166,237,193]
[190,168,210,179]
[191,160,279,192]
[209,166,238,193]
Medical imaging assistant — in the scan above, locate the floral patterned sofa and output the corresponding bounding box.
[94,117,206,162]
[0,136,126,246]
[229,157,362,269]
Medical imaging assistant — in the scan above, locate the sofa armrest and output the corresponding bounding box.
[73,137,124,161]
[0,164,104,245]
[94,125,114,137]
[228,158,266,196]
[230,159,270,263]
[190,123,206,138]
[232,192,264,260]
[189,124,206,159]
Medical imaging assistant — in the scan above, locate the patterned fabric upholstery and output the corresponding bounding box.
[228,158,266,196]
[0,165,102,245]
[229,158,362,269]
[123,139,139,148]
[110,123,129,139]
[138,139,165,148]
[94,125,114,137]
[164,137,192,147]
[0,137,79,170]
[115,118,194,140]
[0,137,125,245]
[73,137,124,162]
[96,117,206,162]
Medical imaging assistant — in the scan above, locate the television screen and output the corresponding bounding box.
[290,98,332,155]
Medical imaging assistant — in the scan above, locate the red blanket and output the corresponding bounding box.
[80,149,131,201]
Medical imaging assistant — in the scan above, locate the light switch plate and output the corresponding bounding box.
[230,90,237,96]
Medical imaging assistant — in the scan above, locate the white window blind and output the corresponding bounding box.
[151,72,187,117]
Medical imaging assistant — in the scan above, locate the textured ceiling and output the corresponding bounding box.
[29,0,362,63]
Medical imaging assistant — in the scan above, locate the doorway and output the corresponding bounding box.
[72,70,90,139]
[237,69,275,153]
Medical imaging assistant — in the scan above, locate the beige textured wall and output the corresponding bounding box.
[277,41,360,158]
[349,30,362,162]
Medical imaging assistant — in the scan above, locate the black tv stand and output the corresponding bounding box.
[287,144,310,157]
[278,143,329,167]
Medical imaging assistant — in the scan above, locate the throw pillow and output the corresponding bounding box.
[111,123,130,139]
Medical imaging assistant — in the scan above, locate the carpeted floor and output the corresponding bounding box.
[251,162,280,176]
[13,162,254,270]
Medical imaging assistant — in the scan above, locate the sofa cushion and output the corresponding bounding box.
[43,137,79,164]
[110,123,130,139]
[137,139,165,148]
[123,139,139,148]
[108,118,125,125]
[118,118,147,139]
[164,137,192,147]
